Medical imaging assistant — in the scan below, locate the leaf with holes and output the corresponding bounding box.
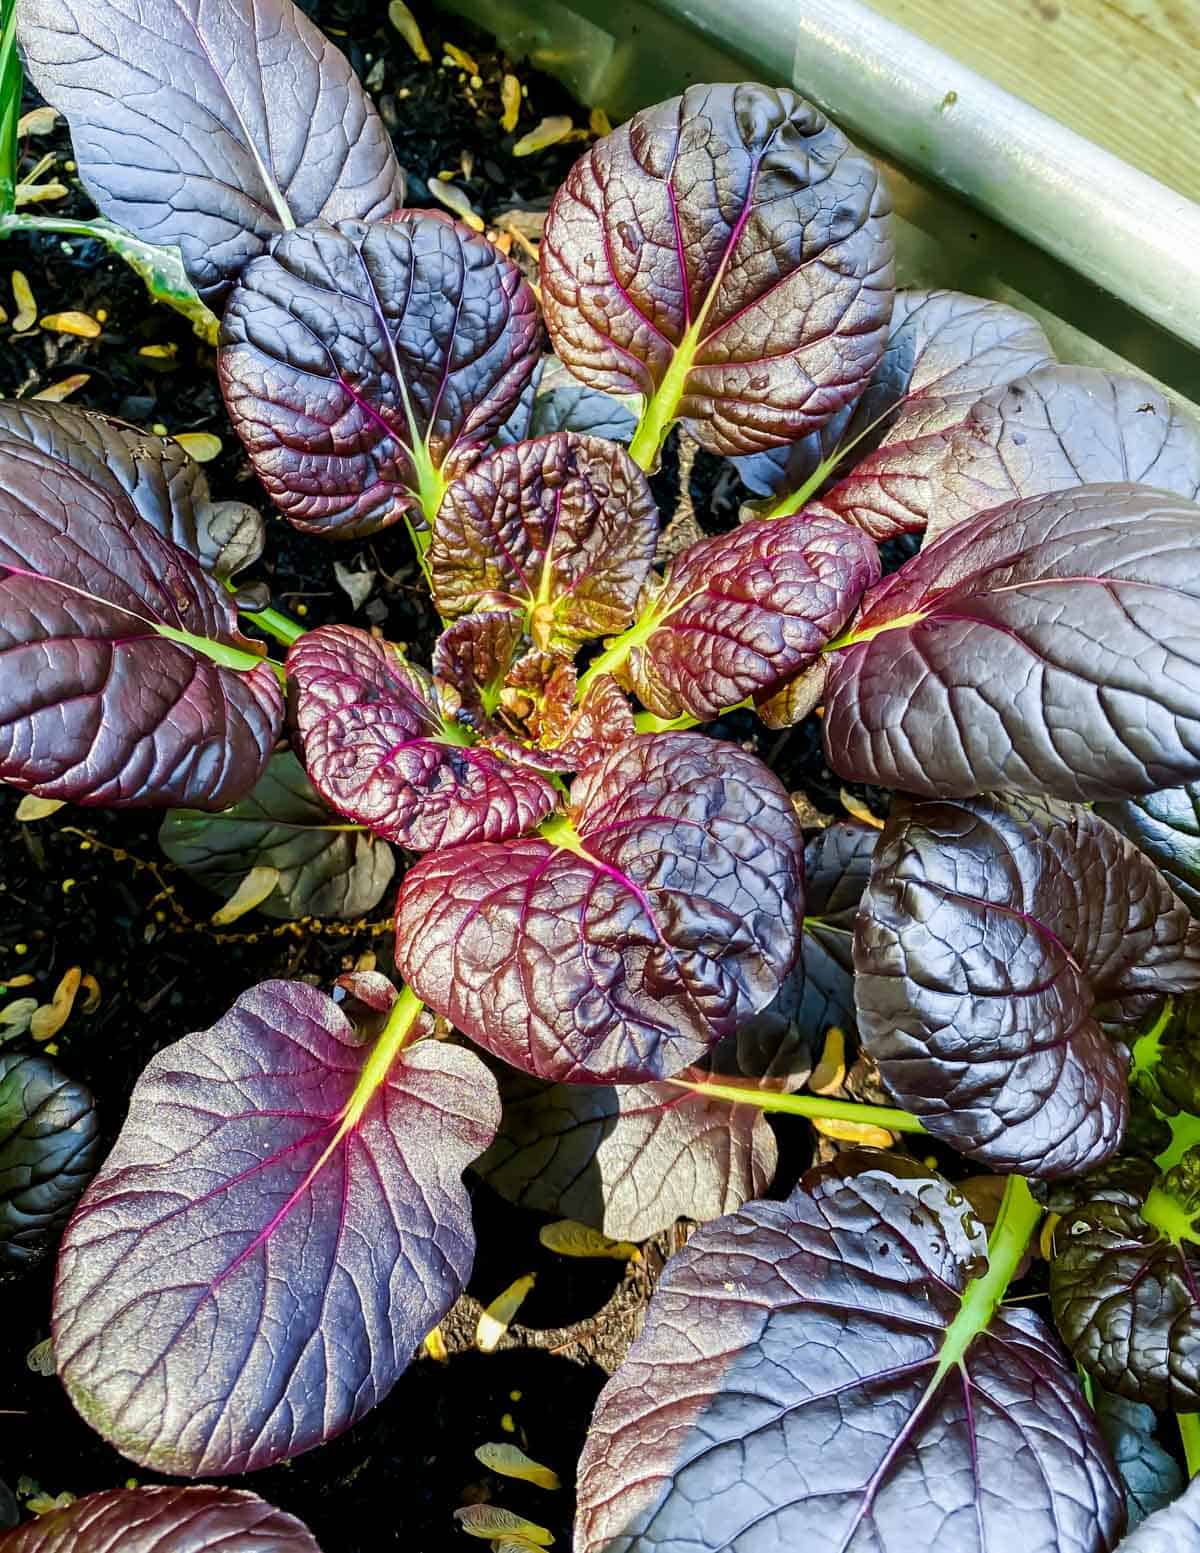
[854,793,1200,1175]
[621,511,878,720]
[926,365,1200,543]
[220,213,541,538]
[0,435,283,808]
[430,432,658,654]
[541,82,894,460]
[17,0,404,305]
[475,1069,776,1241]
[576,1157,1122,1553]
[0,1485,321,1551]
[288,625,558,848]
[823,483,1200,801]
[395,733,804,1083]
[52,980,499,1475]
[0,1051,101,1272]
[160,751,395,920]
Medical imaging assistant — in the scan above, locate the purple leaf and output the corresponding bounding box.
[1095,1389,1185,1530]
[576,1158,1122,1553]
[16,0,404,305]
[1099,782,1200,915]
[288,625,558,849]
[1120,1478,1200,1551]
[476,1071,776,1240]
[0,1485,321,1551]
[731,404,853,499]
[0,1051,101,1272]
[540,83,894,457]
[430,432,658,654]
[220,213,541,538]
[394,733,804,1083]
[0,436,283,808]
[623,511,878,720]
[432,610,525,722]
[52,980,499,1475]
[926,365,1200,543]
[0,402,264,584]
[496,357,640,447]
[823,482,1200,801]
[855,794,1200,1175]
[159,750,396,920]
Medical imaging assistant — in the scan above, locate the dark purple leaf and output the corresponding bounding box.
[159,750,395,920]
[824,483,1200,801]
[576,1157,1122,1553]
[394,732,804,1083]
[0,437,283,808]
[1095,1389,1185,1530]
[220,212,541,538]
[1119,1478,1200,1551]
[0,1484,321,1551]
[17,0,404,306]
[1099,783,1200,916]
[430,432,658,654]
[476,1071,776,1240]
[1045,1158,1200,1412]
[540,83,894,457]
[52,979,499,1475]
[623,512,879,720]
[496,358,640,447]
[926,365,1200,543]
[855,793,1200,1175]
[288,625,558,849]
[0,1051,100,1272]
[731,404,854,500]
[0,402,265,584]
[432,610,524,723]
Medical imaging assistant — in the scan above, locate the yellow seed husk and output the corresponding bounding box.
[15,796,65,822]
[811,1116,895,1148]
[839,789,884,829]
[512,116,573,156]
[809,1026,847,1095]
[428,178,485,232]
[500,74,522,132]
[423,1325,449,1361]
[138,342,178,360]
[39,310,102,338]
[387,0,431,60]
[30,967,82,1042]
[11,271,37,332]
[32,374,91,402]
[0,999,39,1039]
[476,1273,536,1352]
[174,431,222,463]
[589,107,613,136]
[79,973,102,1014]
[443,42,478,72]
[211,866,280,925]
[475,1441,560,1491]
[17,107,60,137]
[538,1220,640,1263]
[453,1505,554,1545]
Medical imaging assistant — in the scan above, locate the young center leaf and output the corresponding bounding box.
[0,402,265,586]
[540,82,894,463]
[925,365,1200,543]
[575,1158,1122,1553]
[394,733,804,1083]
[52,980,500,1476]
[855,794,1200,1175]
[288,625,558,848]
[0,1485,322,1552]
[0,435,283,808]
[160,750,395,920]
[430,432,658,654]
[823,483,1200,801]
[220,213,541,538]
[0,1051,101,1272]
[16,0,404,305]
[619,511,878,720]
[1098,783,1200,916]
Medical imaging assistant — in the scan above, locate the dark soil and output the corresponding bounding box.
[0,2,894,1545]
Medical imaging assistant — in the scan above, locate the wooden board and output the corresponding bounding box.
[870,0,1200,202]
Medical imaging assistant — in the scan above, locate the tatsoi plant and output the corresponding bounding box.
[5,0,1200,1548]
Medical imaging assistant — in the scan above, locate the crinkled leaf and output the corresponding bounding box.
[17,0,404,305]
[855,793,1200,1175]
[0,1484,321,1551]
[220,213,541,538]
[0,1051,101,1271]
[53,980,499,1475]
[496,358,639,447]
[482,673,637,777]
[395,733,804,1083]
[541,82,894,457]
[476,1070,776,1241]
[1119,1478,1200,1551]
[288,625,558,849]
[0,401,264,583]
[824,483,1200,801]
[732,404,853,499]
[1100,783,1200,916]
[432,610,524,722]
[1046,1159,1200,1412]
[159,750,395,920]
[1095,1390,1185,1530]
[576,1157,1122,1553]
[0,441,282,807]
[623,512,879,720]
[926,365,1200,543]
[431,432,658,653]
